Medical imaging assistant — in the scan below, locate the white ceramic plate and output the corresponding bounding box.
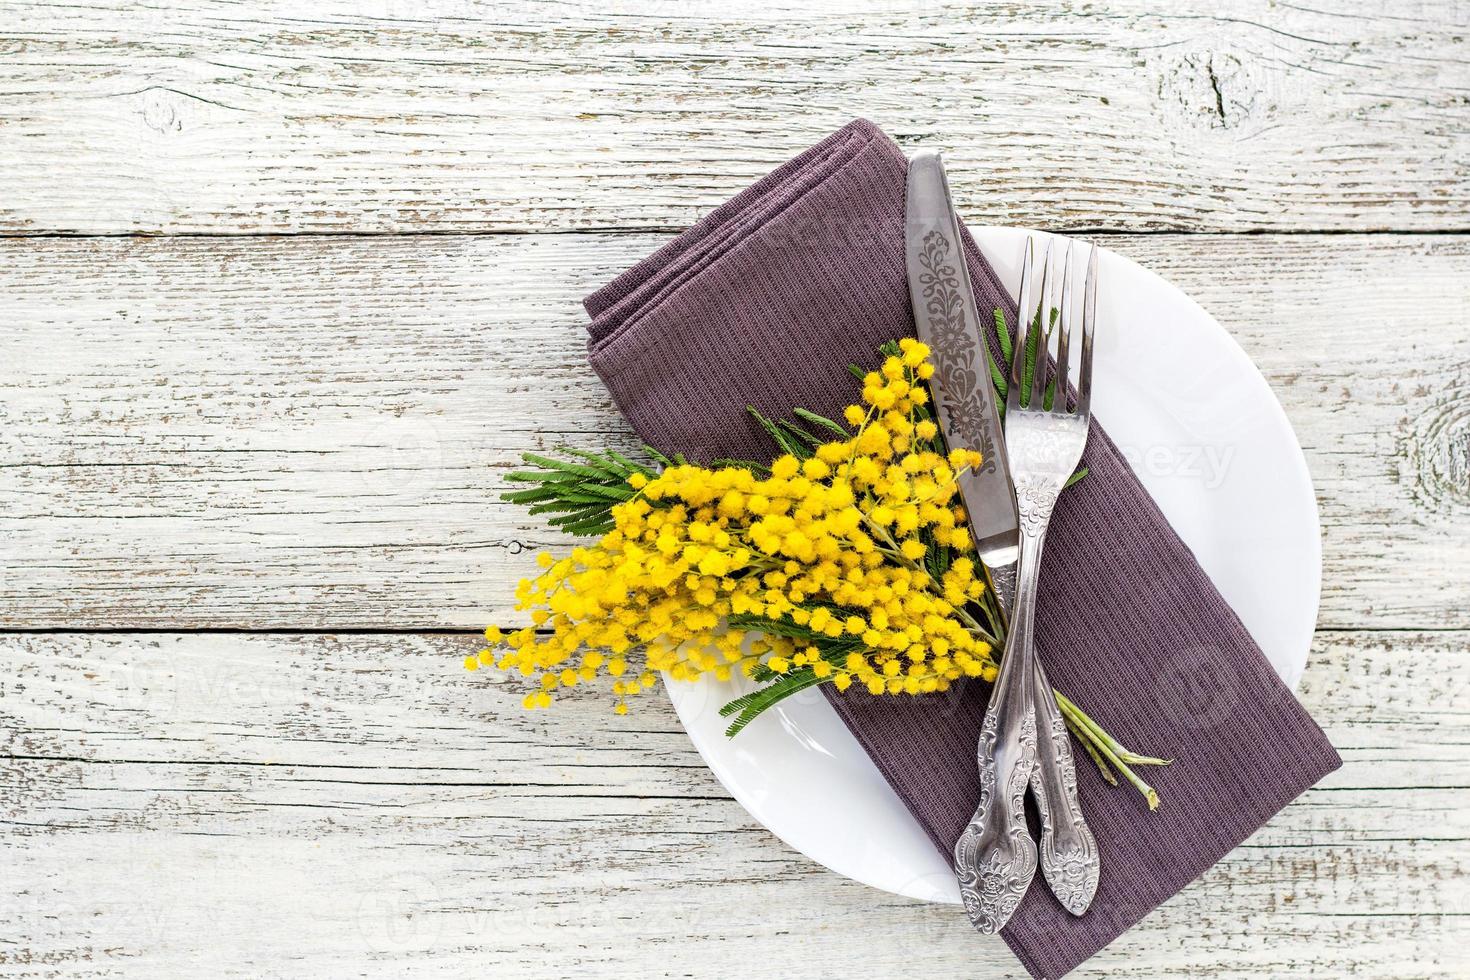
[664,228,1321,904]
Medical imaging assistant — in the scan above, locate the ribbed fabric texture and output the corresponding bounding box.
[584,119,1341,980]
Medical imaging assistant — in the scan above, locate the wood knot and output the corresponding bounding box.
[1403,388,1470,515]
[1154,49,1259,132]
[139,88,185,135]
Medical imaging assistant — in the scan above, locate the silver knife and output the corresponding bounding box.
[905,150,1099,925]
[903,151,1020,604]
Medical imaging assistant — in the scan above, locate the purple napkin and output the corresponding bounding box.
[584,119,1341,979]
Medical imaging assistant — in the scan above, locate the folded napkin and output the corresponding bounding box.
[584,119,1341,979]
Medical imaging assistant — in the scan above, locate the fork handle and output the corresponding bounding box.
[984,550,1100,916]
[1029,653,1101,915]
[1011,478,1101,915]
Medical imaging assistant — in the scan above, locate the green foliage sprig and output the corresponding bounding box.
[503,447,671,538]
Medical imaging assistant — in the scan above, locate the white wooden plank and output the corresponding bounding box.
[0,629,1462,978]
[1,0,1466,234]
[3,232,1467,630]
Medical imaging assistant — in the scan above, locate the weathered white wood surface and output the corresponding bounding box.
[0,630,1464,979]
[4,1,1468,977]
[1,0,1468,234]
[3,232,1468,630]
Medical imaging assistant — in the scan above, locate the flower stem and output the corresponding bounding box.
[1066,716,1118,787]
[1055,692,1169,810]
[1055,692,1172,767]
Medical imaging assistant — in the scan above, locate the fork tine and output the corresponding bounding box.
[1007,237,1034,419]
[1075,244,1099,420]
[1054,241,1074,411]
[1030,239,1054,410]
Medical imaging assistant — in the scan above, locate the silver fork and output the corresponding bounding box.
[953,237,1101,932]
[1012,239,1101,917]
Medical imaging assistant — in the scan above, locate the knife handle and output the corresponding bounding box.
[953,564,1038,934]
[984,558,1018,624]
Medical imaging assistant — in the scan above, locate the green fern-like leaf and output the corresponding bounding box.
[721,668,827,737]
[993,307,1013,363]
[777,419,824,450]
[501,445,663,538]
[727,614,821,642]
[792,408,849,438]
[747,406,809,459]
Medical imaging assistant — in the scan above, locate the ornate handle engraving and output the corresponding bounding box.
[1031,686,1101,915]
[1012,471,1101,918]
[953,684,1038,933]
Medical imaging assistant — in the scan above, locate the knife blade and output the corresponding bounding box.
[903,150,1019,604]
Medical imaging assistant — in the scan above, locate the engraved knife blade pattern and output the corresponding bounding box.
[915,228,1003,477]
